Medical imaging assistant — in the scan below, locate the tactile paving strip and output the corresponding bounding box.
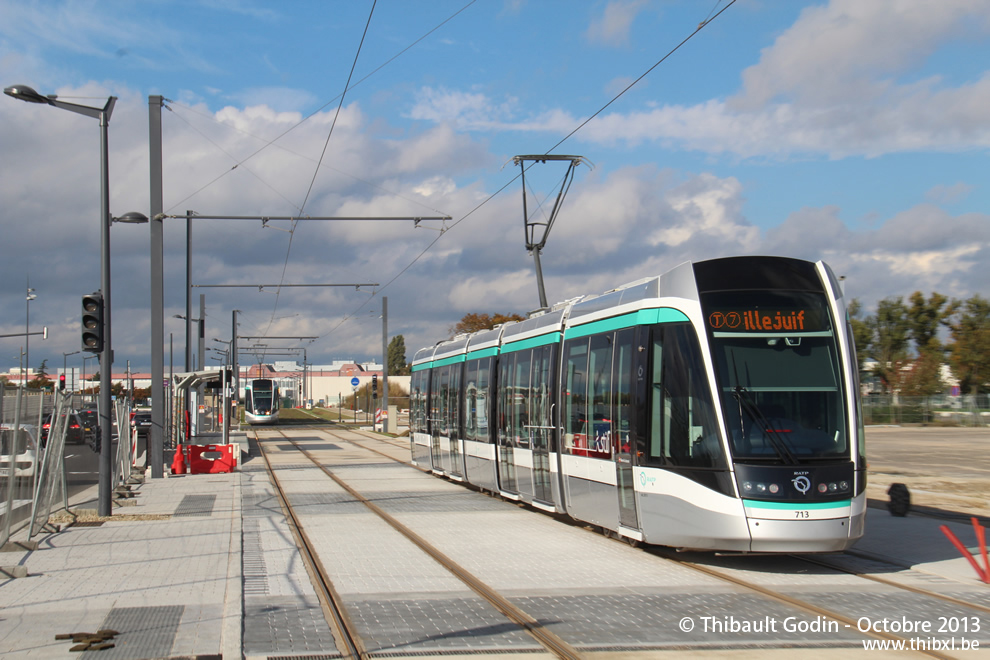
[174,494,217,517]
[93,605,183,659]
[241,442,340,657]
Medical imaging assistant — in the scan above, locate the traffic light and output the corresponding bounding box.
[81,292,104,353]
[372,374,378,397]
[59,374,66,391]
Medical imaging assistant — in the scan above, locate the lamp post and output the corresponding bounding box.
[4,83,147,517]
[26,282,36,383]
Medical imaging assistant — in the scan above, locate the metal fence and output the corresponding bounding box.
[28,391,70,538]
[1,386,145,547]
[863,394,990,426]
[1,387,69,547]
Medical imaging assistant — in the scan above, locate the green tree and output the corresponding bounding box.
[27,359,52,390]
[899,351,945,396]
[451,312,524,336]
[947,294,990,395]
[904,291,951,395]
[387,335,410,375]
[867,296,910,393]
[907,291,951,354]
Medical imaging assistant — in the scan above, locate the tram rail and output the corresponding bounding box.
[255,430,365,659]
[256,427,583,660]
[257,423,987,658]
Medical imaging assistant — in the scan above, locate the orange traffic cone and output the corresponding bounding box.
[171,445,186,475]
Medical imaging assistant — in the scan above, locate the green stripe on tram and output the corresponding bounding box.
[414,307,689,369]
[432,354,466,368]
[743,499,851,510]
[566,308,689,339]
[501,332,560,354]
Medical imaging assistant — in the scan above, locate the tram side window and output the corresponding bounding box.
[449,363,462,439]
[464,361,479,443]
[410,370,426,433]
[648,324,723,469]
[476,358,492,442]
[563,339,588,453]
[589,334,613,456]
[497,354,513,448]
[429,368,441,436]
[613,329,634,454]
[437,366,451,437]
[531,345,555,451]
[511,350,532,447]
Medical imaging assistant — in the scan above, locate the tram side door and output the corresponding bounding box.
[531,344,555,504]
[613,329,640,532]
[430,367,443,471]
[447,364,463,478]
[496,354,517,494]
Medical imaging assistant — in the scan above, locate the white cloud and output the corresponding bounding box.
[731,0,989,110]
[403,2,990,160]
[586,0,650,47]
[407,86,518,129]
[925,182,973,205]
[4,71,989,368]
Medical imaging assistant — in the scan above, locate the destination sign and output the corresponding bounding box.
[707,307,826,333]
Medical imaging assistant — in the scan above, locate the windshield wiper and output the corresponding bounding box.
[732,386,798,465]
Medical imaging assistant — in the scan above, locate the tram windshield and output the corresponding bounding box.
[702,291,848,462]
[250,380,276,414]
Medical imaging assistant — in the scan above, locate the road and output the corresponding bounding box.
[864,426,990,517]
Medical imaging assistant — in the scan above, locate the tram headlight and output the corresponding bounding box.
[742,481,753,492]
[756,483,767,493]
[768,483,779,494]
[839,480,849,491]
[828,482,838,492]
[817,483,828,494]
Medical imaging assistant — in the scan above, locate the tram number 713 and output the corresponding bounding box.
[795,510,810,519]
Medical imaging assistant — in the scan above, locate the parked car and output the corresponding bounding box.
[41,411,88,446]
[130,412,152,439]
[0,423,38,478]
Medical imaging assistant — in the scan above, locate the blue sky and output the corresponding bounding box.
[2,0,989,374]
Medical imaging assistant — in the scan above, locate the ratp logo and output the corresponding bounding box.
[639,471,656,487]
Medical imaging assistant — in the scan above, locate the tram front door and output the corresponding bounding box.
[613,328,639,532]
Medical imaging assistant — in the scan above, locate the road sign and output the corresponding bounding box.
[350,377,360,387]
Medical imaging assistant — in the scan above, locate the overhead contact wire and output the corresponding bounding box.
[263,1,379,342]
[323,1,737,344]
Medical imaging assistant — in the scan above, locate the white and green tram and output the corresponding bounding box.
[410,256,866,553]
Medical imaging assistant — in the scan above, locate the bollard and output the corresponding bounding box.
[170,446,186,475]
[887,482,910,517]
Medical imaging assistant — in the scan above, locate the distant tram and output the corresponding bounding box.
[244,378,280,425]
[410,256,866,553]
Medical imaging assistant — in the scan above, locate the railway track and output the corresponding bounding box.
[255,424,989,658]
[255,426,582,660]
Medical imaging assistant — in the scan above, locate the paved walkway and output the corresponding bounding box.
[1,470,242,659]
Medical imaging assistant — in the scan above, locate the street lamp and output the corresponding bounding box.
[25,283,36,384]
[4,83,144,517]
